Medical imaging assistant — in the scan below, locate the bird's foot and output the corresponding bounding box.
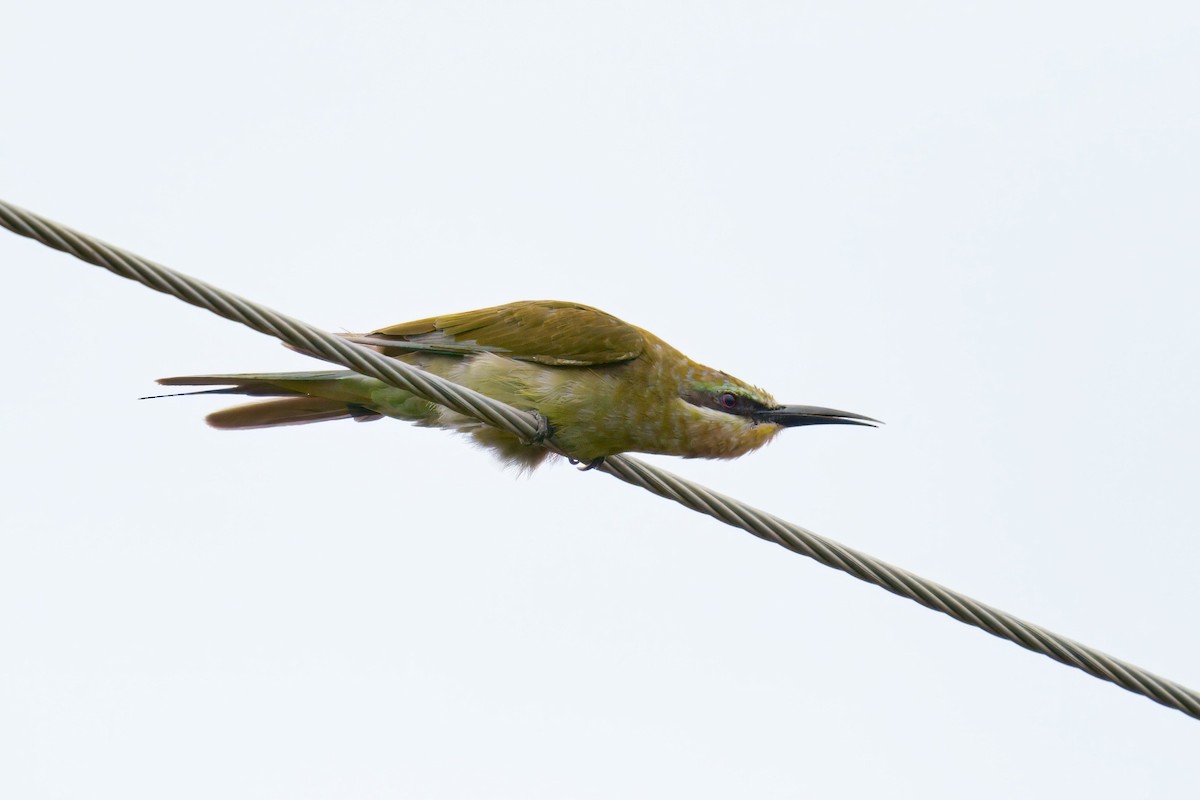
[521,411,552,447]
[568,456,605,471]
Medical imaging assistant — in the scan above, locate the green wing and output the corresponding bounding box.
[354,300,646,366]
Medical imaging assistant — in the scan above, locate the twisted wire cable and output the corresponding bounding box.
[2,197,1196,721]
[0,201,542,445]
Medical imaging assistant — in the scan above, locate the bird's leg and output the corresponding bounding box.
[568,456,605,471]
[520,410,553,447]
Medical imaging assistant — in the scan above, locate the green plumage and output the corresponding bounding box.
[158,300,875,469]
[367,300,644,365]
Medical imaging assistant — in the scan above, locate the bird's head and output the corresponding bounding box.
[675,370,878,458]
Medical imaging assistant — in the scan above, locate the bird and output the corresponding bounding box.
[156,300,877,470]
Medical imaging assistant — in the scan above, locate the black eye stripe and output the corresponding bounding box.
[681,387,767,417]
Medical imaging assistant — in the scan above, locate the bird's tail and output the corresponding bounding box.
[151,370,437,430]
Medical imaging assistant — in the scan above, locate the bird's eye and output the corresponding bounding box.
[718,392,738,409]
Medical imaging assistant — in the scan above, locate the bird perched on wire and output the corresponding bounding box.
[156,300,876,470]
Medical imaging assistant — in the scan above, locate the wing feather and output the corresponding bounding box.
[360,300,645,366]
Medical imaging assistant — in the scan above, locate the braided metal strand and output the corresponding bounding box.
[596,454,1200,717]
[2,197,1197,721]
[0,200,541,444]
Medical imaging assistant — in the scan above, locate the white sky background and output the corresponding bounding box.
[2,2,1199,797]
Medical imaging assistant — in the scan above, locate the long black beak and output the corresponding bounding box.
[753,404,881,428]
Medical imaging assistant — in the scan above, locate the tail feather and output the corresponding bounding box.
[206,397,383,429]
[153,369,429,430]
[156,370,358,396]
[154,367,550,469]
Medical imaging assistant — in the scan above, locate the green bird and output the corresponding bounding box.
[158,300,876,470]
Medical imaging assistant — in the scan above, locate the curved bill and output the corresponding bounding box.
[753,404,881,428]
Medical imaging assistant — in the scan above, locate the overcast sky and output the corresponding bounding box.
[2,3,1199,798]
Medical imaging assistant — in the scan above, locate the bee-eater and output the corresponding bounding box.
[158,300,876,469]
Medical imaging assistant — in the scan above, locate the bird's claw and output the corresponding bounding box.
[568,456,605,471]
[522,411,552,447]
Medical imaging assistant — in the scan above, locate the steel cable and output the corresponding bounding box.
[3,197,1196,720]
